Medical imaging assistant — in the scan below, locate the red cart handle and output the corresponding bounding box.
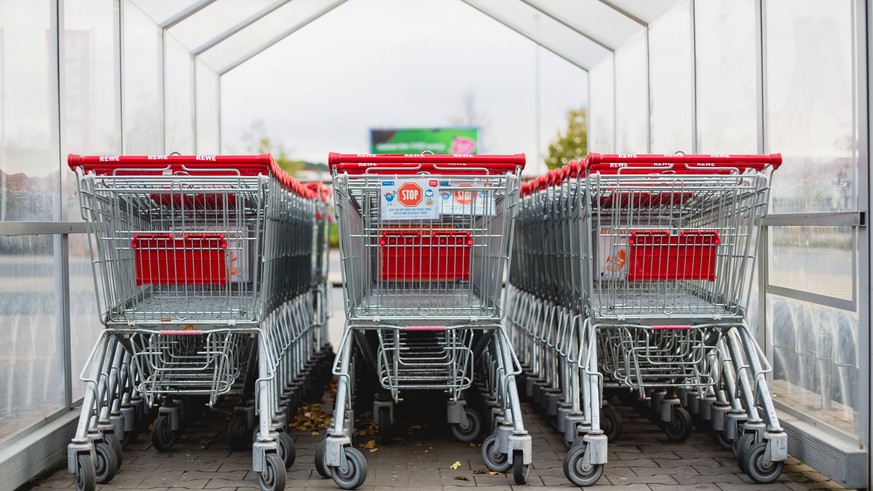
[582,153,782,175]
[328,152,525,175]
[68,154,317,199]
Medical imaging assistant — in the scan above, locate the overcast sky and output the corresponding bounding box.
[220,0,588,175]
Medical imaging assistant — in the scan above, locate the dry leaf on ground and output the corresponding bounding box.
[450,461,462,470]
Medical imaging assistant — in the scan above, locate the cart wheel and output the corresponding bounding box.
[743,442,784,484]
[733,433,755,472]
[277,432,296,469]
[257,453,287,491]
[600,406,623,442]
[450,407,481,443]
[104,432,124,466]
[151,415,177,452]
[512,450,529,484]
[120,429,139,449]
[662,406,693,442]
[74,454,96,491]
[376,407,391,445]
[228,413,252,451]
[710,428,732,450]
[481,434,511,472]
[330,447,368,490]
[562,443,604,487]
[314,439,331,478]
[94,442,119,484]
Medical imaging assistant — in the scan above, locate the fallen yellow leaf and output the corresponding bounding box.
[363,439,377,449]
[369,448,379,453]
[450,461,462,470]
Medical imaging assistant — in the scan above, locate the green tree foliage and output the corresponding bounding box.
[242,120,305,176]
[545,107,587,170]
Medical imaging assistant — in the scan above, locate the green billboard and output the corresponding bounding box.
[370,128,480,154]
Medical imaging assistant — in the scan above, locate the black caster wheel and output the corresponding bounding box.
[103,432,123,466]
[709,427,732,450]
[563,443,604,487]
[277,432,296,469]
[512,450,529,484]
[151,415,177,452]
[376,407,391,445]
[228,413,252,451]
[330,446,368,490]
[74,454,96,491]
[734,432,755,472]
[120,429,139,449]
[450,407,481,443]
[600,405,623,442]
[94,442,119,484]
[315,439,331,478]
[662,406,693,442]
[257,453,287,491]
[481,434,511,472]
[744,442,784,484]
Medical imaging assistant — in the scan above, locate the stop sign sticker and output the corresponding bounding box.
[398,182,422,207]
[381,178,439,220]
[454,183,474,205]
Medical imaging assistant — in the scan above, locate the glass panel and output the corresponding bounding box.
[0,1,59,221]
[63,0,121,222]
[164,33,194,154]
[765,0,857,213]
[648,0,693,153]
[123,0,164,153]
[522,0,644,50]
[770,226,854,301]
[167,0,275,52]
[0,236,63,442]
[202,0,609,74]
[588,55,614,153]
[603,0,681,24]
[220,0,587,173]
[694,0,757,153]
[69,233,102,399]
[769,295,859,437]
[128,0,202,26]
[614,32,648,152]
[195,60,220,153]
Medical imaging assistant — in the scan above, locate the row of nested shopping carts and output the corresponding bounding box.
[507,152,789,486]
[65,154,333,491]
[317,153,532,489]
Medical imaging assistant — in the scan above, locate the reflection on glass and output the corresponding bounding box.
[769,295,859,437]
[0,236,63,443]
[588,56,614,153]
[164,33,195,154]
[694,0,756,153]
[123,0,164,153]
[69,233,102,399]
[0,1,59,221]
[769,226,854,301]
[765,0,857,213]
[614,32,647,152]
[195,61,221,153]
[648,0,692,153]
[64,0,121,222]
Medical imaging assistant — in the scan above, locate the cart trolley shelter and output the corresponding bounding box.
[508,153,787,486]
[318,152,533,489]
[67,154,323,491]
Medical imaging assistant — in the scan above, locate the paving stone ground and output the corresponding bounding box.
[26,389,851,491]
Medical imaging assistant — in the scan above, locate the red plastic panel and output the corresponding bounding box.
[627,230,720,282]
[379,230,472,281]
[132,233,228,285]
[149,192,238,210]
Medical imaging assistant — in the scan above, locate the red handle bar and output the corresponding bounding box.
[68,154,317,199]
[328,152,525,175]
[582,152,782,174]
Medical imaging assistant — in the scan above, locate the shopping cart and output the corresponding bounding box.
[508,153,786,486]
[66,154,321,491]
[316,152,532,489]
